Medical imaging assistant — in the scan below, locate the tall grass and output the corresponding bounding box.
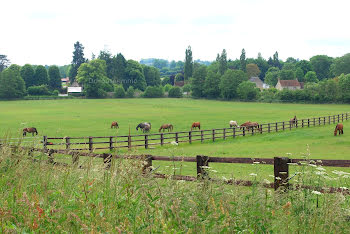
[0,144,349,233]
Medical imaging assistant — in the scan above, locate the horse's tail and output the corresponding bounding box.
[159,127,162,132]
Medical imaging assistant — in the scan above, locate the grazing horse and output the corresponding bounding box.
[334,123,344,136]
[240,121,252,130]
[23,127,38,136]
[229,120,238,128]
[191,122,200,131]
[290,116,297,127]
[240,121,260,131]
[159,124,173,132]
[136,122,151,133]
[111,121,119,129]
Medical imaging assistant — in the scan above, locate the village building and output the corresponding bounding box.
[275,78,302,91]
[249,77,270,90]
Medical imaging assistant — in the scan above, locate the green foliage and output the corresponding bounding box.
[295,68,305,82]
[218,49,228,75]
[219,69,247,99]
[163,84,173,92]
[258,88,278,102]
[310,55,333,80]
[115,53,127,83]
[184,46,193,80]
[278,88,296,102]
[76,59,109,98]
[48,65,62,90]
[143,86,164,98]
[0,67,26,98]
[143,65,161,86]
[191,65,207,98]
[255,53,269,80]
[240,48,246,72]
[204,70,220,98]
[304,71,319,83]
[69,41,86,82]
[0,54,10,72]
[126,86,135,98]
[114,85,126,98]
[237,81,259,100]
[331,53,350,76]
[175,73,184,82]
[125,60,147,91]
[168,86,183,98]
[152,59,169,69]
[27,85,51,96]
[264,67,280,86]
[182,84,191,93]
[246,63,261,78]
[34,65,49,86]
[52,90,59,96]
[338,73,350,102]
[20,64,35,87]
[58,65,70,78]
[279,69,296,80]
[296,60,313,76]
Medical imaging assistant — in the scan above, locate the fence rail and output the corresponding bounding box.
[41,112,349,152]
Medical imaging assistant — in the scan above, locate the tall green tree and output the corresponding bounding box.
[0,66,26,98]
[69,41,86,83]
[255,53,269,80]
[264,67,280,86]
[115,53,127,84]
[237,81,259,100]
[296,60,313,76]
[191,65,207,98]
[204,70,220,98]
[279,70,295,80]
[20,64,35,87]
[295,67,305,82]
[48,65,62,90]
[304,71,318,83]
[143,65,161,86]
[124,60,147,91]
[331,53,350,76]
[240,48,246,72]
[34,65,49,86]
[184,46,193,80]
[218,49,227,75]
[272,51,282,69]
[246,63,261,78]
[338,73,350,102]
[310,55,333,80]
[0,54,10,72]
[219,69,247,99]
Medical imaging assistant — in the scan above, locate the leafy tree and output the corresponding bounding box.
[219,70,247,99]
[27,85,51,96]
[246,63,261,78]
[203,70,220,98]
[255,53,269,80]
[338,73,350,102]
[20,64,35,87]
[278,89,296,102]
[153,59,169,69]
[0,67,26,98]
[58,65,70,78]
[218,49,228,75]
[168,86,183,98]
[48,65,61,90]
[125,60,147,91]
[264,67,280,86]
[34,65,49,86]
[240,48,246,72]
[237,81,259,100]
[98,50,117,80]
[182,84,191,93]
[184,46,193,80]
[318,79,338,102]
[304,71,318,83]
[169,60,176,69]
[295,67,305,82]
[143,86,164,98]
[114,85,126,98]
[310,55,333,80]
[126,86,135,98]
[76,59,109,98]
[296,60,313,76]
[143,65,161,86]
[164,84,173,92]
[115,53,127,84]
[191,65,207,98]
[279,70,295,80]
[272,51,282,69]
[69,41,86,83]
[331,53,350,76]
[175,73,184,83]
[0,54,10,72]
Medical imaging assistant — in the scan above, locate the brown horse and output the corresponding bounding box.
[240,121,260,132]
[290,116,297,127]
[23,127,38,136]
[191,122,200,131]
[240,121,252,130]
[159,124,173,132]
[111,121,119,129]
[334,123,343,136]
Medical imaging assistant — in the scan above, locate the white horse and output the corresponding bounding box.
[229,120,239,128]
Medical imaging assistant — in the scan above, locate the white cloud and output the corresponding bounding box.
[1,0,350,65]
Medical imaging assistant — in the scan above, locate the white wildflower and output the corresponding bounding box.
[340,187,348,190]
[311,191,322,195]
[287,163,298,166]
[250,173,257,177]
[286,153,292,156]
[210,170,218,173]
[253,162,260,164]
[316,167,326,171]
[263,179,271,184]
[316,160,323,163]
[343,175,350,179]
[171,141,178,146]
[200,166,211,169]
[275,177,282,180]
[315,171,326,175]
[308,164,317,167]
[269,175,275,178]
[222,176,228,181]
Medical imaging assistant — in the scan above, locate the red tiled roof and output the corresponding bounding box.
[279,79,300,87]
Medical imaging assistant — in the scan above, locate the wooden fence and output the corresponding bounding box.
[43,113,349,152]
[41,149,350,195]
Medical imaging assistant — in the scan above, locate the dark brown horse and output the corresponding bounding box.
[334,123,343,136]
[191,122,200,131]
[23,127,38,136]
[240,121,260,132]
[159,124,173,132]
[290,116,297,127]
[111,121,119,129]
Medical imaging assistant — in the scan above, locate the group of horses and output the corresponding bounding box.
[21,115,344,137]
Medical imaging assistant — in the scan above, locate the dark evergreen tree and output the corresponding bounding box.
[69,41,86,83]
[184,46,193,80]
[34,65,49,86]
[0,54,10,72]
[240,48,246,72]
[20,64,35,87]
[48,65,62,90]
[218,49,228,75]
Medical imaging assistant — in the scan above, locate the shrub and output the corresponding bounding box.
[143,86,164,98]
[52,90,59,96]
[182,84,191,93]
[27,85,51,96]
[126,86,135,98]
[168,86,183,98]
[163,84,173,92]
[114,85,126,98]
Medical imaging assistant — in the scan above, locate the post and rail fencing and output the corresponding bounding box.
[42,113,349,153]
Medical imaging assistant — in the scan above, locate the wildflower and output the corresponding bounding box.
[340,187,348,190]
[171,141,178,146]
[269,175,275,178]
[249,173,257,177]
[286,153,292,156]
[210,170,217,173]
[253,162,260,164]
[311,191,322,195]
[287,163,298,166]
[222,176,228,181]
[275,177,282,180]
[308,164,317,167]
[316,167,326,171]
[316,160,323,163]
[200,166,211,169]
[263,179,271,184]
[315,171,326,175]
[282,201,292,209]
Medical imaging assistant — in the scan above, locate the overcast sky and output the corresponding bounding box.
[2,0,350,66]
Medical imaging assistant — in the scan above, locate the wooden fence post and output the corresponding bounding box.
[308,119,310,127]
[342,113,344,122]
[333,115,335,123]
[189,131,192,144]
[233,128,236,138]
[275,122,278,132]
[89,137,93,152]
[282,122,285,131]
[268,123,270,133]
[318,117,320,126]
[160,133,164,146]
[109,137,113,151]
[260,124,263,134]
[338,114,340,122]
[196,155,209,179]
[289,121,292,130]
[72,152,79,166]
[145,135,148,149]
[66,137,70,151]
[175,133,179,144]
[328,116,331,124]
[48,149,54,164]
[201,130,204,143]
[302,119,304,128]
[296,119,298,128]
[313,118,315,126]
[243,127,246,136]
[346,113,348,120]
[142,155,153,173]
[43,136,48,152]
[128,135,131,149]
[223,128,226,140]
[103,153,112,169]
[323,117,326,125]
[212,129,215,141]
[274,157,291,191]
